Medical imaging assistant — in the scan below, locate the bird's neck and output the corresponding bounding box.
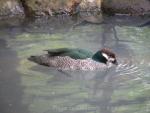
[92,51,107,64]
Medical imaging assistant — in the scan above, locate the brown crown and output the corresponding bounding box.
[100,48,116,58]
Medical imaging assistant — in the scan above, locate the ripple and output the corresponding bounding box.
[115,60,142,77]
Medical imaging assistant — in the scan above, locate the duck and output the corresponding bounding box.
[28,48,118,71]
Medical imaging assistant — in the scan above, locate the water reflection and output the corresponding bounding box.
[0,38,29,113]
[0,14,150,113]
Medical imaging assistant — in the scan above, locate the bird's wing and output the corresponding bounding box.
[45,48,93,59]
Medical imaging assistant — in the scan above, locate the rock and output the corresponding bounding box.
[19,0,102,16]
[102,0,150,15]
[0,0,149,18]
[0,0,103,18]
[80,0,102,11]
[20,0,81,16]
[0,0,24,18]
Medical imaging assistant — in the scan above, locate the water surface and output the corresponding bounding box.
[0,15,150,113]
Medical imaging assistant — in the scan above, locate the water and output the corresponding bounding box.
[0,15,150,113]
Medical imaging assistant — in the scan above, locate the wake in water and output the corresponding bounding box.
[116,61,140,75]
[113,60,143,81]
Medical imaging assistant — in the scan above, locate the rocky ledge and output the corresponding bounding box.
[0,0,150,18]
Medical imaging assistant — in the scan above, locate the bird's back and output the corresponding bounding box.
[46,48,93,59]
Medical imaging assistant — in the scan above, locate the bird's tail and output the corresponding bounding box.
[28,55,49,66]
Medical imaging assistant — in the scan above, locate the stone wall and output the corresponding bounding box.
[102,0,150,15]
[20,0,102,16]
[0,0,24,17]
[0,0,149,18]
[0,0,102,17]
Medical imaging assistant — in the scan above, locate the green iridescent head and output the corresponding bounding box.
[92,48,118,65]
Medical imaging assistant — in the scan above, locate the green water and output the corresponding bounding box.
[0,15,150,113]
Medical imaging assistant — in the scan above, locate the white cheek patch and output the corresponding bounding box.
[102,53,109,60]
[109,58,115,62]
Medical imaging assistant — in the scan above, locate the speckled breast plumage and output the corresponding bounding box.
[38,54,108,71]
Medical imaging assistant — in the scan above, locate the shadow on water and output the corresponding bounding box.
[0,38,29,113]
